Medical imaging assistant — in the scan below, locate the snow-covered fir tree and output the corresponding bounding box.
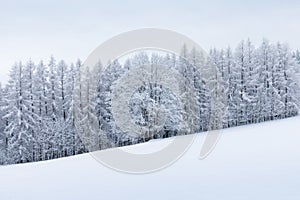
[0,83,6,164]
[3,62,35,164]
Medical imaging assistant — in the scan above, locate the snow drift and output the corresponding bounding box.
[0,117,300,200]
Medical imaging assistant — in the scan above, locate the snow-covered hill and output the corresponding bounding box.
[1,117,300,200]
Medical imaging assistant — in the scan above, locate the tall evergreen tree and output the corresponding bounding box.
[3,62,34,163]
[0,83,5,164]
[33,61,49,160]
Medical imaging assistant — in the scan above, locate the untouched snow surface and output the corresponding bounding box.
[1,117,300,200]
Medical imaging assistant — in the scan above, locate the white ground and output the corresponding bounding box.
[1,117,300,200]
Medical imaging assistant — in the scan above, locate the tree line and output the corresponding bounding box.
[0,39,299,165]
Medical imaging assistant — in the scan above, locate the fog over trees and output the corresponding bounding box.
[0,39,299,165]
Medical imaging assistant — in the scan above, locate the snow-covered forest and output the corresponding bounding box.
[0,39,299,165]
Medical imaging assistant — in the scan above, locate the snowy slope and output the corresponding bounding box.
[1,117,300,200]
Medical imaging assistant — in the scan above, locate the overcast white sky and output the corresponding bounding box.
[0,0,300,84]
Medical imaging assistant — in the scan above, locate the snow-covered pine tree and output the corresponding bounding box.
[234,41,249,126]
[0,83,6,164]
[61,62,81,156]
[95,60,118,148]
[78,65,101,151]
[46,56,59,159]
[214,49,228,128]
[224,47,238,128]
[33,61,50,161]
[56,60,69,157]
[269,43,286,120]
[89,61,112,150]
[3,62,35,164]
[106,60,126,144]
[293,50,300,109]
[243,39,258,124]
[73,59,87,154]
[256,39,273,122]
[152,53,183,138]
[178,45,196,134]
[65,62,78,155]
[276,43,300,117]
[22,60,38,162]
[188,48,210,131]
